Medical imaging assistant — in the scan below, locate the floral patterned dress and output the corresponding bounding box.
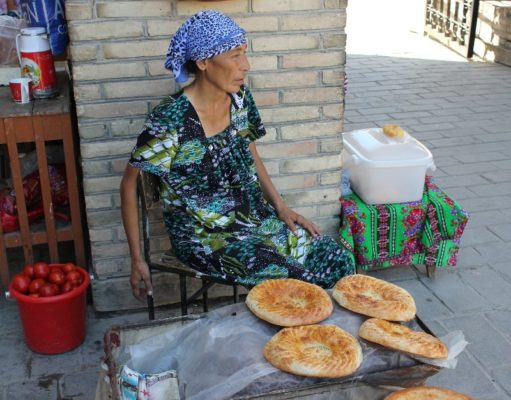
[129,86,354,288]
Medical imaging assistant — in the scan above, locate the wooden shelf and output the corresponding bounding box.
[0,72,87,288]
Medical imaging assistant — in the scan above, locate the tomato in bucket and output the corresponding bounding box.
[8,264,90,354]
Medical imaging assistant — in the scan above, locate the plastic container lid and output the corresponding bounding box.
[343,128,433,166]
[20,27,47,35]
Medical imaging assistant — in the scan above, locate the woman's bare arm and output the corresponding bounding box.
[249,143,320,237]
[120,164,153,300]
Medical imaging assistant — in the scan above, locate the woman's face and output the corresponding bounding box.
[200,43,250,93]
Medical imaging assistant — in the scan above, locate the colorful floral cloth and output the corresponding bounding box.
[129,86,354,288]
[164,10,246,83]
[339,176,469,270]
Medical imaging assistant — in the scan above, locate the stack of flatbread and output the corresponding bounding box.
[332,274,449,361]
[384,386,473,399]
[246,279,363,378]
[246,274,450,380]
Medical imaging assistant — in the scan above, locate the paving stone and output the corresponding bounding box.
[29,347,84,378]
[396,279,453,321]
[454,152,509,163]
[439,186,478,200]
[488,223,511,241]
[441,162,500,176]
[427,352,498,398]
[475,242,511,264]
[419,270,492,313]
[478,393,511,400]
[433,156,462,167]
[460,227,502,247]
[60,368,99,399]
[420,319,449,337]
[490,365,511,397]
[460,196,511,212]
[368,265,418,282]
[433,174,489,188]
[489,262,511,283]
[485,310,511,343]
[465,210,511,228]
[442,315,511,368]
[455,246,488,267]
[483,170,511,184]
[458,265,511,307]
[471,181,511,197]
[0,297,23,334]
[4,378,59,400]
[0,334,31,383]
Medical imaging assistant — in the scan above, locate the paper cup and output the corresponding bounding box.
[9,78,33,104]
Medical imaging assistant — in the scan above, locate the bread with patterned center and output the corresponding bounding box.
[264,324,362,378]
[359,318,448,359]
[246,279,333,326]
[332,275,416,321]
[383,124,405,138]
[384,386,473,399]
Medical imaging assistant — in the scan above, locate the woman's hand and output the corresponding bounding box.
[129,258,153,302]
[277,206,321,238]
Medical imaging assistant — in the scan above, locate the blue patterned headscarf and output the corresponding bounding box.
[165,10,246,83]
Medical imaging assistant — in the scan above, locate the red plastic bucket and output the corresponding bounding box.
[8,265,90,354]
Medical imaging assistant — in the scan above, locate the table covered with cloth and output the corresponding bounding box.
[339,176,469,271]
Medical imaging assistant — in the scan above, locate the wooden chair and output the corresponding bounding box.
[137,171,240,319]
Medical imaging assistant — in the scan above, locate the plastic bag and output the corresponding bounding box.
[20,0,67,55]
[126,302,423,400]
[0,15,26,65]
[0,163,69,232]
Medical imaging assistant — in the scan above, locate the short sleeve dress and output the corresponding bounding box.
[129,86,354,288]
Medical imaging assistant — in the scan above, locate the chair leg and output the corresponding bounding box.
[202,279,209,313]
[179,274,188,316]
[233,284,238,304]
[147,294,155,320]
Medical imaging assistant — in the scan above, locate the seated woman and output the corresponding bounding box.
[120,10,355,301]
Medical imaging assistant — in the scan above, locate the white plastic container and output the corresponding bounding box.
[341,128,435,204]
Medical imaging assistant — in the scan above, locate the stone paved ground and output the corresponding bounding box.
[344,1,511,399]
[1,2,511,399]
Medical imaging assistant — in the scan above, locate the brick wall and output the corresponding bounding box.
[474,1,511,66]
[66,0,347,311]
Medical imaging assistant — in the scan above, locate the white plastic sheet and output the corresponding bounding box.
[126,301,445,400]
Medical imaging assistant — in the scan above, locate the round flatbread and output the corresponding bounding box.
[383,124,405,138]
[332,274,416,321]
[384,386,473,399]
[264,324,362,378]
[246,279,333,326]
[359,318,449,359]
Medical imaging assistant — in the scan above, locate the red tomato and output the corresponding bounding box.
[33,262,50,279]
[62,263,76,273]
[66,270,82,287]
[29,293,40,298]
[49,283,61,295]
[39,284,58,297]
[50,266,63,275]
[23,265,34,279]
[29,278,46,294]
[11,274,31,294]
[61,281,73,294]
[48,271,65,285]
